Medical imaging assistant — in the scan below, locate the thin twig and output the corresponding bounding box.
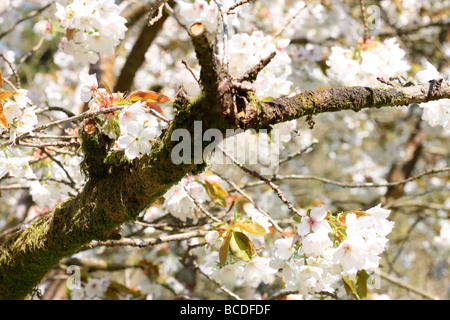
[17,34,46,70]
[0,3,53,40]
[379,271,439,300]
[387,200,450,213]
[220,146,305,218]
[0,76,18,91]
[16,141,80,148]
[278,141,318,165]
[35,106,76,117]
[237,167,450,190]
[185,250,243,300]
[85,230,209,249]
[274,1,310,37]
[147,108,171,124]
[182,185,222,223]
[211,169,284,234]
[1,105,124,147]
[164,1,188,32]
[181,59,200,84]
[0,53,21,89]
[359,0,369,41]
[135,219,200,231]
[32,135,77,140]
[39,148,77,190]
[237,51,276,83]
[214,0,230,73]
[0,183,28,191]
[226,0,252,15]
[387,216,423,273]
[376,77,396,88]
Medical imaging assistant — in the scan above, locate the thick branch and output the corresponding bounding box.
[113,1,175,92]
[384,117,424,203]
[189,23,220,102]
[241,81,450,129]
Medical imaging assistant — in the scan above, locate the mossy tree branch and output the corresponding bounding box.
[240,81,450,129]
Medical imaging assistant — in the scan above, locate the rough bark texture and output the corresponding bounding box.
[0,20,449,299]
[240,81,450,129]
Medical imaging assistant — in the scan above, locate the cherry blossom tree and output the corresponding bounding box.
[0,0,449,300]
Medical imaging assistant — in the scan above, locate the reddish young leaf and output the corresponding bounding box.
[0,102,7,128]
[144,102,165,114]
[129,90,173,103]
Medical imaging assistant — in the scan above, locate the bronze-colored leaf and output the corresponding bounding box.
[0,102,7,128]
[219,232,231,265]
[0,91,17,101]
[144,102,164,114]
[129,90,173,103]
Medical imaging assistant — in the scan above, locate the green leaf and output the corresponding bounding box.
[229,231,257,262]
[355,270,370,300]
[203,180,216,199]
[341,276,360,300]
[202,180,228,208]
[105,280,141,300]
[102,78,112,95]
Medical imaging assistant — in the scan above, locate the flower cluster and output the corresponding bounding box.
[175,0,245,32]
[55,0,127,64]
[326,37,410,87]
[202,209,278,288]
[70,277,110,300]
[200,204,394,297]
[275,204,394,296]
[78,72,167,160]
[162,174,224,222]
[0,149,33,180]
[227,31,292,98]
[1,89,38,137]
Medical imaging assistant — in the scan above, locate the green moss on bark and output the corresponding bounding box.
[246,87,411,129]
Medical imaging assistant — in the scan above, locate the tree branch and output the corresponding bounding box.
[240,81,450,129]
[113,1,175,92]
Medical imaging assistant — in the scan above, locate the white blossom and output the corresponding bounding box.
[297,206,331,236]
[84,278,110,299]
[117,121,158,160]
[79,72,98,102]
[274,237,295,260]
